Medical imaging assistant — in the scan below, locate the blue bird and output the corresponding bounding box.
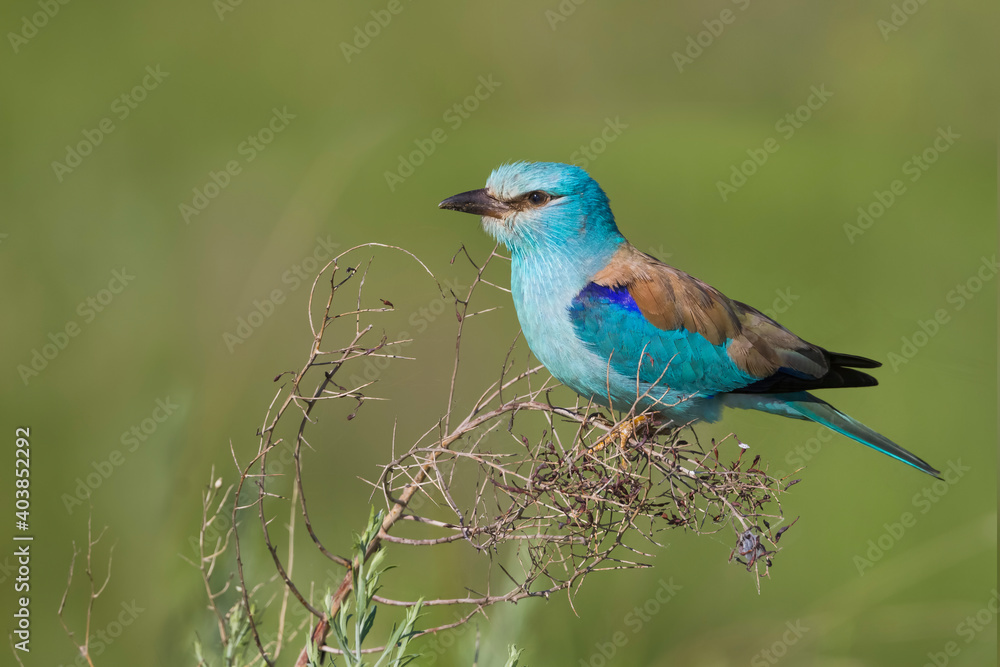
[439,161,939,477]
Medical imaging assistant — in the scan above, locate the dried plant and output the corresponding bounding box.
[214,243,795,666]
[55,512,115,667]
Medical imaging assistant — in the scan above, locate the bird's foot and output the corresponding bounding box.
[588,414,654,458]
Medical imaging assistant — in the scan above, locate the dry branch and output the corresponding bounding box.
[224,243,793,666]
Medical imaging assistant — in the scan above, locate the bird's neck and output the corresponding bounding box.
[511,236,625,305]
[509,236,625,360]
[506,238,625,397]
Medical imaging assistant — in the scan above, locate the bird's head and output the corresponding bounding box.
[439,161,623,260]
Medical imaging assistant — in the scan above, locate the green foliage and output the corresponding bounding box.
[193,602,257,667]
[325,507,424,667]
[503,645,525,667]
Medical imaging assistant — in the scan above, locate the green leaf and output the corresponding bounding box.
[359,605,378,645]
[503,645,524,667]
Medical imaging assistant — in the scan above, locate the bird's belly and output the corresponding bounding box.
[515,294,713,422]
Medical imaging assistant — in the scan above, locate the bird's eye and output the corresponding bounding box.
[526,191,550,206]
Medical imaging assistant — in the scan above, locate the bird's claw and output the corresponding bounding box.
[587,414,654,461]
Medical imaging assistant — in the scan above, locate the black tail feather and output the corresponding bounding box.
[735,350,881,394]
[827,352,881,369]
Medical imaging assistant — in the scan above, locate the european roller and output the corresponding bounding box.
[439,161,939,477]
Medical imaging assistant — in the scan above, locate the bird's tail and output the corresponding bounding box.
[726,392,941,477]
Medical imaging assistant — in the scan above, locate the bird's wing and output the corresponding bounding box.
[571,244,878,395]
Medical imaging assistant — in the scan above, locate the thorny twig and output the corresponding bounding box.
[57,511,114,667]
[227,243,793,665]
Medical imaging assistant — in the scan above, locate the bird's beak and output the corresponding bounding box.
[438,188,509,219]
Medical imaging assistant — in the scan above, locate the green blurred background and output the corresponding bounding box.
[2,1,997,666]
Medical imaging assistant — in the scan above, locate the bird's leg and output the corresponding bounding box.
[588,414,653,460]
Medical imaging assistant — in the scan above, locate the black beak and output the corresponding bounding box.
[438,188,509,219]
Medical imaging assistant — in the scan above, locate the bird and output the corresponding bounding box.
[438,161,939,477]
